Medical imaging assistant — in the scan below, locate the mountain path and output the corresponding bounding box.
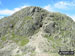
[28,28,51,56]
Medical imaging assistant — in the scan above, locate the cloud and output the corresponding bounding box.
[70,15,75,21]
[44,5,53,11]
[54,1,75,9]
[0,16,4,19]
[67,14,75,21]
[44,4,75,22]
[0,5,28,15]
[54,1,67,9]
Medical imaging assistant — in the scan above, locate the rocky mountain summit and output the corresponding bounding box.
[0,6,75,56]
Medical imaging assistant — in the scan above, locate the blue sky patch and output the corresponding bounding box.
[0,0,75,21]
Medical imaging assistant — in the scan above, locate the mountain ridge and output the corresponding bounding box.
[0,6,75,56]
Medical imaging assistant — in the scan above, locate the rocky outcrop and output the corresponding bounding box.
[0,6,75,56]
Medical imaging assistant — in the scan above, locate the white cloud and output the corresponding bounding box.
[70,15,75,21]
[44,5,52,11]
[67,14,75,21]
[54,1,75,9]
[54,1,67,9]
[0,5,28,15]
[0,16,4,19]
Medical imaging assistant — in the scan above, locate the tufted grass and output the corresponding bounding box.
[11,33,29,46]
[1,36,6,41]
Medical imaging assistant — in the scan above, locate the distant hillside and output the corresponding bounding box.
[0,6,75,56]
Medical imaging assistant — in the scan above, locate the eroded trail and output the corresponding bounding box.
[27,28,51,56]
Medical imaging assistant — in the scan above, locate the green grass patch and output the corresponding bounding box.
[44,34,63,48]
[15,54,20,56]
[0,42,2,46]
[1,36,6,41]
[24,16,32,20]
[11,33,29,46]
[19,38,29,46]
[44,35,54,41]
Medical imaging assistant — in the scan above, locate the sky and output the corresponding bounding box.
[0,0,75,21]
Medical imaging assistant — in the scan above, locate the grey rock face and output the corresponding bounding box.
[0,6,75,56]
[43,21,56,33]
